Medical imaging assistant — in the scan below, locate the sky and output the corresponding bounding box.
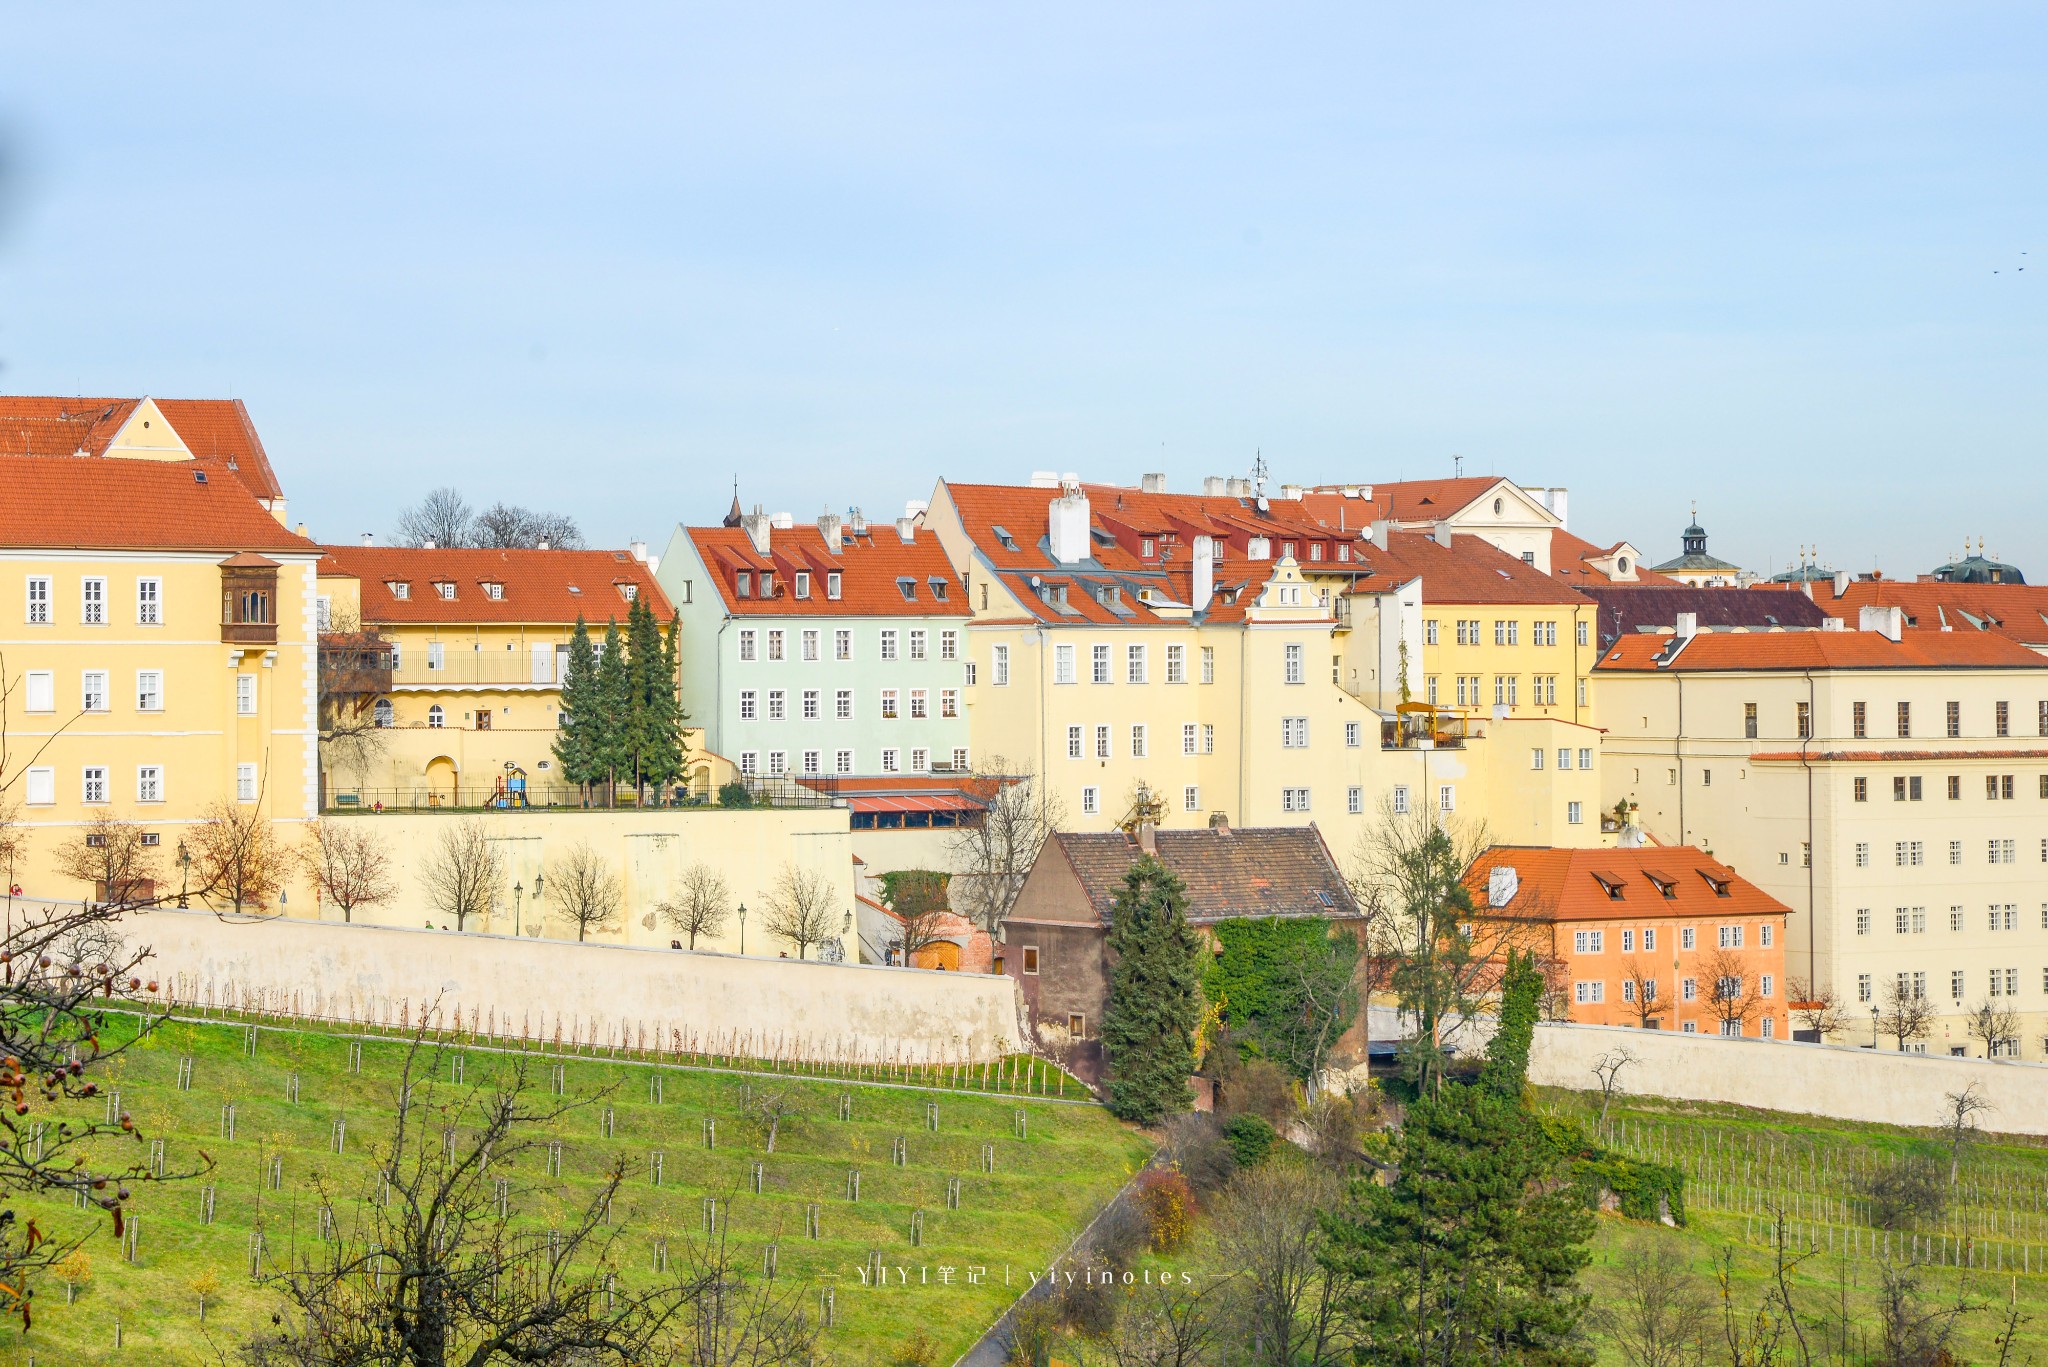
[0,3,2042,576]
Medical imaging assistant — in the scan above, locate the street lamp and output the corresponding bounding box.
[177,840,191,909]
[512,881,524,937]
[737,902,747,955]
[1870,1004,1880,1050]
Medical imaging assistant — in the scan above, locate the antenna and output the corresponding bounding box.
[1453,454,1464,477]
[1250,450,1269,496]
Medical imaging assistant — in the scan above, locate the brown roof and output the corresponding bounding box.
[319,545,671,625]
[1462,845,1790,925]
[0,456,314,553]
[0,396,284,501]
[1051,826,1357,925]
[1579,584,1828,648]
[683,524,970,618]
[1596,629,2048,673]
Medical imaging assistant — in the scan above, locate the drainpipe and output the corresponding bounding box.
[1675,675,1685,845]
[1802,670,1817,992]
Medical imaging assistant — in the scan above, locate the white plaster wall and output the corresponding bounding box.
[1530,1022,2048,1136]
[133,906,1025,1065]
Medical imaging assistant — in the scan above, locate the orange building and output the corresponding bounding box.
[1463,845,1792,1039]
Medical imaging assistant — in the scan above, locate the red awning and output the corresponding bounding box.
[846,793,983,815]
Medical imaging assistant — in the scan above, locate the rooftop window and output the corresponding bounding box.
[826,571,842,601]
[896,577,917,602]
[992,525,1020,553]
[794,571,811,599]
[928,577,949,601]
[389,581,411,600]
[435,581,456,601]
[735,571,752,598]
[759,571,775,597]
[482,582,504,600]
[618,582,638,602]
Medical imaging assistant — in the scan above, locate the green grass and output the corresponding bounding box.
[0,1013,1151,1366]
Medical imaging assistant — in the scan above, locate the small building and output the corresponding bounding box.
[1462,845,1792,1038]
[1000,819,1359,1081]
[1647,515,1746,587]
[1931,549,2026,585]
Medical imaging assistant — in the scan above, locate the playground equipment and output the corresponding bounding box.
[492,762,531,810]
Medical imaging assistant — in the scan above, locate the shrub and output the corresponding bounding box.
[1160,1112,1235,1195]
[1862,1160,1948,1230]
[716,781,753,808]
[1132,1167,1196,1252]
[1224,1113,1277,1168]
[1086,1197,1149,1270]
[1225,1057,1297,1124]
[892,1331,940,1367]
[1053,1268,1118,1338]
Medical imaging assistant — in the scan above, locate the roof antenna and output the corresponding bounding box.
[1453,453,1463,477]
[1250,449,1269,496]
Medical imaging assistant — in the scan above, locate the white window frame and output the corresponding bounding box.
[137,577,162,625]
[81,576,106,625]
[136,669,163,712]
[136,764,162,803]
[83,765,109,804]
[236,673,257,716]
[24,670,54,713]
[82,670,108,713]
[26,575,51,625]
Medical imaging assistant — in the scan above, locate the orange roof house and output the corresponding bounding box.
[318,545,671,627]
[0,396,286,507]
[1463,845,1792,1037]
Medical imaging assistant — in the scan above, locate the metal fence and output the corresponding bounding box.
[325,777,843,814]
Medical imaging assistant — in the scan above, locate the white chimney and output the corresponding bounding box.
[1191,535,1216,612]
[1369,518,1392,552]
[423,538,437,550]
[537,537,550,551]
[1226,477,1252,498]
[740,505,772,556]
[769,510,794,530]
[1859,604,1904,642]
[894,517,916,544]
[1278,484,1303,500]
[1029,470,1061,489]
[1140,472,1167,494]
[1821,616,1846,631]
[629,539,649,563]
[360,532,374,546]
[1048,479,1092,566]
[1202,476,1228,497]
[1432,520,1454,548]
[1675,611,1698,641]
[1833,570,1850,599]
[904,499,928,520]
[1525,486,1568,529]
[818,512,844,547]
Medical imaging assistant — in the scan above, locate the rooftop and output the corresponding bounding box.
[319,545,671,625]
[0,396,284,501]
[1595,628,2048,673]
[1050,825,1358,925]
[1462,845,1790,925]
[682,522,970,618]
[0,455,313,554]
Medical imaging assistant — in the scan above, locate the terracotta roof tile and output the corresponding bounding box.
[1595,629,2047,672]
[1351,530,1591,606]
[1814,581,2048,647]
[319,546,670,625]
[683,524,969,618]
[1051,826,1357,925]
[0,456,313,553]
[0,396,284,501]
[1548,529,1680,587]
[1463,845,1790,925]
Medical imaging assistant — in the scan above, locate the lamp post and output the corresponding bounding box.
[528,873,544,936]
[177,840,191,909]
[1870,1004,1881,1050]
[737,902,747,955]
[512,881,524,937]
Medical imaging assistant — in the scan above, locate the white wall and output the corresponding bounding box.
[135,906,1025,1064]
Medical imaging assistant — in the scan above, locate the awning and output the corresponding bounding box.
[846,793,984,815]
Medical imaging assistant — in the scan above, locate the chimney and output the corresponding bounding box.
[1833,570,1850,599]
[1226,477,1252,497]
[1369,518,1392,552]
[1140,472,1167,494]
[740,505,772,556]
[1202,476,1229,497]
[1048,478,1092,565]
[537,537,550,551]
[1207,811,1231,834]
[904,498,929,520]
[1136,819,1157,856]
[1029,470,1060,489]
[423,538,437,550]
[1191,535,1216,612]
[629,539,649,563]
[769,510,794,530]
[1859,604,1905,642]
[894,517,916,544]
[294,522,309,538]
[1821,616,1846,631]
[360,532,374,547]
[818,512,844,547]
[1432,520,1454,548]
[1278,483,1303,500]
[1675,611,1698,641]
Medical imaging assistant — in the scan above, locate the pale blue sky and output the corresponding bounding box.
[2,4,2042,576]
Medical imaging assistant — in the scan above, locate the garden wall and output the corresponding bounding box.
[1530,1022,2048,1136]
[132,906,1027,1065]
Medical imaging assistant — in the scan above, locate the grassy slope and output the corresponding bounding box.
[1,1014,1151,1366]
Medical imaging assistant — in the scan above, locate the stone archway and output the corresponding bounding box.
[423,755,459,807]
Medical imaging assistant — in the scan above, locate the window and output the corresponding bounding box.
[1064,725,1084,760]
[1855,973,1872,1004]
[1896,701,1910,737]
[1438,785,1455,814]
[1854,777,1868,802]
[1745,702,1759,738]
[941,688,959,718]
[1578,678,1588,708]
[738,751,757,776]
[1680,927,1697,950]
[1574,981,1606,1005]
[1282,717,1309,748]
[935,628,957,661]
[1760,923,1774,947]
[1854,842,1870,868]
[136,670,162,711]
[1184,785,1201,812]
[1573,930,1605,954]
[991,645,1009,686]
[791,571,810,600]
[1201,647,1215,684]
[474,707,493,731]
[767,629,786,662]
[1990,839,2018,865]
[908,629,928,661]
[952,747,970,771]
[23,766,53,806]
[767,689,786,720]
[908,688,928,719]
[800,749,821,776]
[1165,643,1186,684]
[880,689,898,720]
[1796,701,1811,738]
[235,762,257,802]
[1567,802,1584,828]
[1094,725,1111,759]
[1130,724,1147,758]
[1531,748,1545,770]
[1392,786,1410,815]
[1345,721,1362,748]
[1281,787,1312,812]
[738,629,757,661]
[1895,840,1923,866]
[908,747,929,773]
[1852,701,1867,738]
[427,704,444,728]
[1855,907,1871,935]
[1347,786,1364,814]
[1126,644,1147,684]
[802,689,820,720]
[25,576,50,624]
[81,577,105,624]
[881,748,900,773]
[1718,925,1744,949]
[1682,978,1699,1002]
[1284,643,1304,684]
[1622,979,1637,1003]
[835,749,854,774]
[879,630,898,661]
[1426,619,1439,646]
[1181,723,1197,756]
[1021,946,1040,975]
[82,766,109,804]
[739,689,758,720]
[81,670,108,713]
[425,641,446,672]
[1091,644,1111,684]
[1201,724,1215,754]
[390,581,411,601]
[129,763,164,805]
[1577,620,1590,647]
[374,698,394,728]
[1621,929,1635,953]
[801,629,820,662]
[1052,644,1076,684]
[1950,700,1965,737]
[131,576,164,626]
[1081,786,1099,815]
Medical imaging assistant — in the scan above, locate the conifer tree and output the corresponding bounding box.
[1479,950,1544,1099]
[551,616,600,805]
[1100,855,1203,1124]
[592,619,630,807]
[623,596,662,803]
[642,610,688,797]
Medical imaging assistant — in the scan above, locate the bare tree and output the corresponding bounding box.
[1591,1047,1637,1131]
[393,486,476,548]
[741,1085,805,1154]
[886,870,953,966]
[1938,1083,1992,1185]
[0,794,22,888]
[1787,978,1850,1041]
[475,502,584,551]
[1588,1236,1714,1367]
[1965,997,2021,1060]
[190,797,289,915]
[1209,1162,1352,1367]
[1619,956,1664,1028]
[660,864,731,949]
[53,813,160,905]
[316,603,391,791]
[1700,947,1762,1038]
[945,758,1064,935]
[549,841,622,942]
[1877,977,1938,1053]
[1104,1275,1222,1367]
[302,818,398,922]
[667,1217,823,1366]
[244,1032,732,1366]
[760,862,838,959]
[419,819,505,931]
[1873,1258,1980,1367]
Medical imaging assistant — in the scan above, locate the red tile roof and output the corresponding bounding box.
[1548,529,1679,587]
[1352,529,1591,607]
[1463,845,1790,925]
[0,396,284,501]
[1300,476,1516,525]
[1595,629,2048,673]
[1813,580,2048,648]
[0,456,314,553]
[682,524,969,618]
[319,546,670,625]
[1750,748,2048,763]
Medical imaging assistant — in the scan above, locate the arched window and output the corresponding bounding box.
[428,704,444,728]
[373,698,394,728]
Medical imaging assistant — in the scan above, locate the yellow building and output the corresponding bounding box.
[0,396,320,905]
[314,544,675,807]
[1598,618,2048,1056]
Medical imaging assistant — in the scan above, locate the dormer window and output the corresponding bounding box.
[928,577,949,601]
[435,581,456,601]
[896,577,917,602]
[1337,544,1350,561]
[482,582,504,601]
[1701,872,1733,898]
[735,571,752,598]
[795,572,811,599]
[1141,538,1156,558]
[1281,541,1296,560]
[1647,874,1678,900]
[618,582,638,602]
[1592,873,1625,901]
[390,581,411,600]
[1308,542,1324,561]
[759,571,775,597]
[826,571,842,600]
[992,525,1020,553]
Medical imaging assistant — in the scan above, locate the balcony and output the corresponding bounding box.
[1382,702,1481,751]
[219,553,280,647]
[390,653,559,688]
[319,634,396,698]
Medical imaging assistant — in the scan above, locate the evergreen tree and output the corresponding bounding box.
[1100,855,1203,1124]
[1322,1083,1593,1367]
[1480,950,1544,1099]
[592,619,630,807]
[623,595,663,803]
[551,616,600,804]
